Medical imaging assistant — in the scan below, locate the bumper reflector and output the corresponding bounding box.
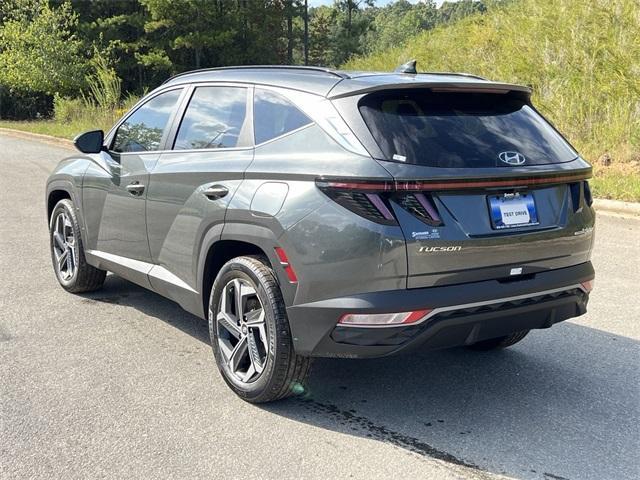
[581,279,594,293]
[274,247,298,283]
[338,309,432,326]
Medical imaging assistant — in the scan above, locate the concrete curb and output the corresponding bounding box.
[1,127,640,217]
[0,127,74,150]
[593,198,640,217]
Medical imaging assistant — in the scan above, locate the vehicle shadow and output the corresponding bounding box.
[82,274,210,343]
[85,275,639,480]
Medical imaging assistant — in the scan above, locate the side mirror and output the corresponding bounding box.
[74,130,104,154]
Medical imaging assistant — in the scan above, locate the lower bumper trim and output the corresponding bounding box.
[331,286,588,348]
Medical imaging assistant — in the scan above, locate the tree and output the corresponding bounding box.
[309,6,333,66]
[363,0,439,54]
[0,0,86,96]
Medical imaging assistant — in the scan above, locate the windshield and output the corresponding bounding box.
[359,89,577,167]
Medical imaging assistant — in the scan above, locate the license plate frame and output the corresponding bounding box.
[488,193,539,230]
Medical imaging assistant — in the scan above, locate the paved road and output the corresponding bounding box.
[1,133,639,480]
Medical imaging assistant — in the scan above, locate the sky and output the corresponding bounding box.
[308,0,451,6]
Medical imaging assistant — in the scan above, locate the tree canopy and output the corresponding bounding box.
[0,0,487,119]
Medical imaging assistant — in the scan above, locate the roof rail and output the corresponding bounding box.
[162,65,350,85]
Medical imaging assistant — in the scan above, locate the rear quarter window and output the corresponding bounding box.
[359,89,577,168]
[254,89,312,145]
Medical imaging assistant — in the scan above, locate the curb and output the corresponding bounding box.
[0,127,74,150]
[593,198,640,217]
[1,126,640,217]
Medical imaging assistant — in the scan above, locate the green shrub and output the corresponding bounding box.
[53,95,85,123]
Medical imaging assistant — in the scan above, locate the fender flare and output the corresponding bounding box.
[196,222,296,315]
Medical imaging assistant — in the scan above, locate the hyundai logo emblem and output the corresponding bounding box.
[498,151,526,166]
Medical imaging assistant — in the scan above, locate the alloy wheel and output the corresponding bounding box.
[52,211,77,282]
[216,278,268,384]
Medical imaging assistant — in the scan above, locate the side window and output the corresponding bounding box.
[112,89,182,153]
[254,89,312,145]
[174,87,247,150]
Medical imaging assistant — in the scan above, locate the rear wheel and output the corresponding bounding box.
[208,256,311,403]
[467,330,530,351]
[49,199,106,293]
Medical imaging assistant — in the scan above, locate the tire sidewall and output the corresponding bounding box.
[50,200,81,289]
[208,259,281,401]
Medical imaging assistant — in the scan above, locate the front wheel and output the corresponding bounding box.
[208,256,311,403]
[49,199,106,293]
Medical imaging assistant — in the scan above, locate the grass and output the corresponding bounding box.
[0,118,114,140]
[591,165,640,202]
[345,0,640,201]
[0,94,137,140]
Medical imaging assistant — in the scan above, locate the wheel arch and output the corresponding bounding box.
[47,188,72,221]
[200,239,272,319]
[197,223,294,319]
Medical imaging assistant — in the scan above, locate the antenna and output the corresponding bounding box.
[394,60,417,74]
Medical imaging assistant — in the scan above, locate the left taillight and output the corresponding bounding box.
[315,179,397,225]
[315,179,444,227]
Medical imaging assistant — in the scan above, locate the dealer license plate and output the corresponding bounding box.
[489,193,539,229]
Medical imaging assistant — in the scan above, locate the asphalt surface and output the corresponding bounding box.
[1,133,639,480]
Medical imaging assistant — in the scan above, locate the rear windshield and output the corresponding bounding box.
[359,90,577,167]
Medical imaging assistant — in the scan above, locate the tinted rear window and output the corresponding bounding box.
[174,86,247,150]
[359,90,577,167]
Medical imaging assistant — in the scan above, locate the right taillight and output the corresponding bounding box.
[583,181,593,206]
[581,279,594,292]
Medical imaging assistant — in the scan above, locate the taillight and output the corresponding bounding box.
[338,309,432,327]
[583,181,593,206]
[395,193,442,226]
[315,179,444,226]
[569,182,581,212]
[315,180,397,225]
[274,247,298,283]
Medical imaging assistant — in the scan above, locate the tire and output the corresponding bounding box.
[208,255,311,403]
[49,199,106,293]
[467,330,530,351]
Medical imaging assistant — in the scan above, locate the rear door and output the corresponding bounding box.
[145,84,254,297]
[356,89,595,288]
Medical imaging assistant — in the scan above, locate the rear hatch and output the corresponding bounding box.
[355,88,595,288]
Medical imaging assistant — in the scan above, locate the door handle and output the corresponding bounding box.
[203,185,229,200]
[126,181,145,196]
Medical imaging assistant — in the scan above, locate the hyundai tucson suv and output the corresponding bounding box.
[46,64,595,402]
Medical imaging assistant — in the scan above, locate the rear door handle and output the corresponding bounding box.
[126,181,145,196]
[203,185,229,200]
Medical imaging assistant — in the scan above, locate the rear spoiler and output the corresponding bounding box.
[328,81,532,100]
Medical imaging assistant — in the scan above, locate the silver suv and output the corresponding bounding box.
[47,65,595,402]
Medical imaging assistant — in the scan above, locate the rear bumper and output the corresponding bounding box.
[287,262,594,358]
